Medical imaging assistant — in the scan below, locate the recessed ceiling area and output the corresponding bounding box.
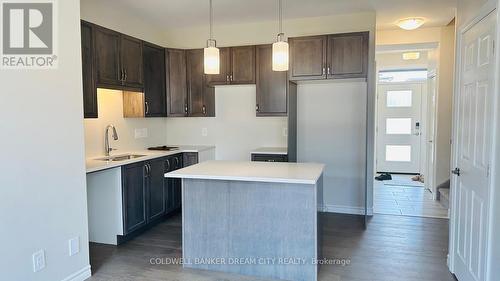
[111,0,456,30]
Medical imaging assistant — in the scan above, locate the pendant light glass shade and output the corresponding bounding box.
[204,0,220,74]
[272,33,289,71]
[204,39,220,74]
[272,0,288,71]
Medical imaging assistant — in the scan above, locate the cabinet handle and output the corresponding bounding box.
[120,69,124,82]
[174,157,180,168]
[256,104,260,112]
[230,74,233,81]
[226,75,229,83]
[165,159,171,171]
[202,105,206,115]
[327,66,330,75]
[322,67,326,76]
[144,164,149,176]
[184,104,188,114]
[124,69,127,82]
[145,101,149,114]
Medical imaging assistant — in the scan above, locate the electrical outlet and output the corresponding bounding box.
[32,250,45,272]
[201,128,208,137]
[68,237,80,256]
[134,128,148,139]
[283,127,288,137]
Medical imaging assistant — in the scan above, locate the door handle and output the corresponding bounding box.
[145,101,149,115]
[452,168,461,176]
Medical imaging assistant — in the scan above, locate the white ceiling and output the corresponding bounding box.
[115,0,456,30]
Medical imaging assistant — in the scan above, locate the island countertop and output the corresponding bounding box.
[165,160,324,184]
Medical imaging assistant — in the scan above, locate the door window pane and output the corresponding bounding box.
[379,70,428,83]
[387,90,412,107]
[386,145,412,162]
[386,118,412,135]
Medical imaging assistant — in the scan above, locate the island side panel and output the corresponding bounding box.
[182,178,318,281]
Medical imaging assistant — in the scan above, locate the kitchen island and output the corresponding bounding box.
[166,161,324,281]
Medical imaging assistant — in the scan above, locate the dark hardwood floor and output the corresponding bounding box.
[89,213,456,281]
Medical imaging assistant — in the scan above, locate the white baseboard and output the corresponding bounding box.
[319,204,374,215]
[61,265,91,281]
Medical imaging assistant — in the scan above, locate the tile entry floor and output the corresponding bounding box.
[374,174,449,218]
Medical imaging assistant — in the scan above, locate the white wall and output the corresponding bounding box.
[435,21,455,186]
[166,86,287,160]
[0,0,90,280]
[84,89,168,157]
[297,81,368,213]
[80,0,168,46]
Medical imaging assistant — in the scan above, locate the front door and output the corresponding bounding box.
[377,83,422,174]
[453,11,495,281]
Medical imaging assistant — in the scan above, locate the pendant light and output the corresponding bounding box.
[272,0,289,71]
[204,0,219,74]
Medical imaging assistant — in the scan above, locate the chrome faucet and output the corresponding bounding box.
[104,125,119,156]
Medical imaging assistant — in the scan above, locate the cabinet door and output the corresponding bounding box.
[186,49,206,117]
[163,157,174,212]
[143,44,166,117]
[327,32,368,79]
[81,21,97,118]
[122,162,147,234]
[94,27,121,86]
[289,36,327,80]
[230,46,256,84]
[148,158,166,221]
[205,47,231,85]
[166,49,188,117]
[121,35,143,88]
[172,154,183,209]
[256,44,288,116]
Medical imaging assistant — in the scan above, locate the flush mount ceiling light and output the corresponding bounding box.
[396,18,425,30]
[402,52,421,60]
[204,0,219,74]
[272,0,289,71]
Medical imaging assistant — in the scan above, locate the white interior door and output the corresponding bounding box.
[377,83,422,173]
[426,75,437,193]
[453,11,495,281]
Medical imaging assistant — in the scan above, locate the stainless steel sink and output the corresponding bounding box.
[96,154,146,162]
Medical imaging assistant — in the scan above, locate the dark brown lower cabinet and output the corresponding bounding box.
[122,162,147,235]
[165,154,184,212]
[148,157,166,222]
[256,44,288,116]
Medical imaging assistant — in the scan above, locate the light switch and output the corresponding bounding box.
[32,250,45,272]
[283,128,288,137]
[134,128,148,139]
[68,237,79,256]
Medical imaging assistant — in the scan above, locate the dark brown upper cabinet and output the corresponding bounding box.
[166,49,188,117]
[186,49,215,117]
[230,46,256,84]
[81,21,98,119]
[256,44,288,116]
[205,47,231,85]
[327,32,368,79]
[289,35,327,80]
[94,26,121,87]
[206,46,256,85]
[289,32,368,81]
[143,43,166,117]
[94,25,144,90]
[120,35,144,88]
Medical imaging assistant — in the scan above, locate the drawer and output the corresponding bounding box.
[251,154,288,162]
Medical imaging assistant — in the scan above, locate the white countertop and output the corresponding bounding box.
[86,145,215,173]
[165,161,324,184]
[251,147,288,155]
